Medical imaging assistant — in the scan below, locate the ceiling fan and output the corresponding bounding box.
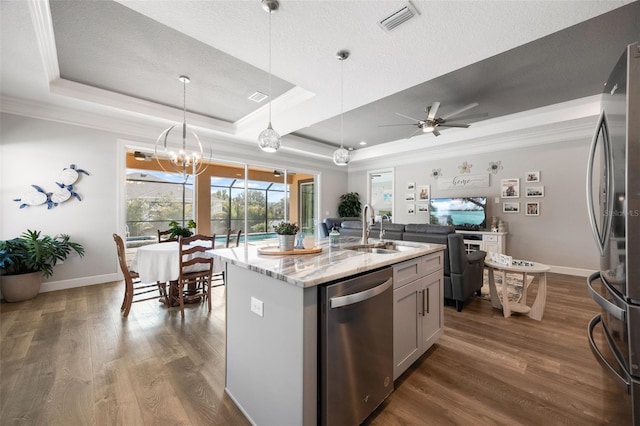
[379,102,484,137]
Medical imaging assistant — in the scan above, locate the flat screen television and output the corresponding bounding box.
[429,197,487,230]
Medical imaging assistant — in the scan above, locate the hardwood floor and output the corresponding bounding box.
[0,273,630,425]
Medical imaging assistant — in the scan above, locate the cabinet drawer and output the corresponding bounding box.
[393,252,444,289]
[484,234,498,242]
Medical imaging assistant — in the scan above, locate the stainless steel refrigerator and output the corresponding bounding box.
[587,41,640,423]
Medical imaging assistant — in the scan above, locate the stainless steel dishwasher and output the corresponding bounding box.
[319,267,394,425]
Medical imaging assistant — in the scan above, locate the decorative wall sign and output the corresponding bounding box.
[487,160,503,175]
[437,174,489,190]
[500,178,520,198]
[526,171,540,182]
[458,161,473,173]
[13,164,90,209]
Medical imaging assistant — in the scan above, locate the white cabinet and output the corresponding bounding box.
[393,252,444,380]
[459,231,507,254]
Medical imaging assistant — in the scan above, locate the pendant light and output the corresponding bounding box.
[333,50,350,166]
[154,75,210,177]
[258,0,281,153]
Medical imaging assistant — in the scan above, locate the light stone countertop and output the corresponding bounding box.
[210,237,446,288]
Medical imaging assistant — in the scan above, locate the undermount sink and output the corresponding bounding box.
[344,242,416,254]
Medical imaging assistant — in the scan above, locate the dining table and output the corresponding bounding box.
[130,240,223,306]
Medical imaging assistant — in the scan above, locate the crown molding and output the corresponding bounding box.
[27,0,59,83]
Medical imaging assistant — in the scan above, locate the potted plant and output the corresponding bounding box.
[0,230,85,302]
[168,219,196,238]
[338,192,362,218]
[273,222,299,252]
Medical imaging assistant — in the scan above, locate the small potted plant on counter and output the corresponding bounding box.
[0,230,85,302]
[168,219,196,239]
[273,222,299,252]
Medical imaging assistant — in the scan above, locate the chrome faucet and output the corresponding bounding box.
[362,204,374,244]
[379,215,388,242]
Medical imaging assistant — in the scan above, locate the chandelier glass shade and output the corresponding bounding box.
[333,50,350,166]
[258,0,281,153]
[155,76,210,177]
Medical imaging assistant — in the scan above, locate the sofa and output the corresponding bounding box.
[322,218,486,311]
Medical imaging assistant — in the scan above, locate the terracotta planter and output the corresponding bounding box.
[0,271,42,302]
[277,235,295,252]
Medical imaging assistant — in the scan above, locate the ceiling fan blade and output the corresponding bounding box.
[407,128,423,139]
[378,123,419,127]
[395,112,423,122]
[446,112,488,121]
[440,102,479,120]
[432,128,441,137]
[438,123,470,128]
[427,102,440,121]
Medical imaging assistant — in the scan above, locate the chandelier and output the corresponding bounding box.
[257,0,281,153]
[155,75,210,177]
[333,50,350,166]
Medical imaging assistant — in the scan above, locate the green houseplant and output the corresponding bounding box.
[273,222,299,252]
[0,230,85,302]
[168,219,196,238]
[338,192,362,218]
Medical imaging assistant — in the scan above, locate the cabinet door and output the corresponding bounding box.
[421,272,443,350]
[393,280,421,380]
[484,241,499,253]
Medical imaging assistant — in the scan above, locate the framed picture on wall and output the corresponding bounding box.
[417,185,430,201]
[526,186,544,197]
[501,178,520,198]
[417,203,429,213]
[503,202,520,213]
[526,202,540,216]
[407,204,415,215]
[526,171,540,182]
[405,193,415,201]
[407,182,415,191]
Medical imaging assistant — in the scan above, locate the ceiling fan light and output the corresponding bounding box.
[333,147,350,166]
[258,123,281,152]
[423,125,435,132]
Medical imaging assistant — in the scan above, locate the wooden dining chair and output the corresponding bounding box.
[174,234,215,318]
[113,234,167,317]
[158,229,177,243]
[225,229,242,248]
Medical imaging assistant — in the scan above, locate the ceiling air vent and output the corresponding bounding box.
[378,2,419,32]
[248,91,268,103]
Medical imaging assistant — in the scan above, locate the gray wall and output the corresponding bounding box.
[348,137,599,274]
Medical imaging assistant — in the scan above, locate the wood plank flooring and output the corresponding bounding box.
[1,273,631,425]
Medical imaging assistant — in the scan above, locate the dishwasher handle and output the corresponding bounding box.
[330,278,393,309]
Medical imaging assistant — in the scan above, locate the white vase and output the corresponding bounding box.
[278,235,295,252]
[0,271,42,302]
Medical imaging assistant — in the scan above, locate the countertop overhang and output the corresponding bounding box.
[211,238,446,288]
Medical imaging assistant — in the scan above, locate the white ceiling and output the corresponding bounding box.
[1,0,638,164]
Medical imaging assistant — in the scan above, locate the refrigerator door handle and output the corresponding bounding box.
[330,278,393,309]
[588,314,631,393]
[586,110,614,257]
[587,272,626,322]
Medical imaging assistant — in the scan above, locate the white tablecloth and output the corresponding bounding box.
[130,241,219,283]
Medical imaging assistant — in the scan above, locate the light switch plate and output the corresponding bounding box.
[251,296,264,317]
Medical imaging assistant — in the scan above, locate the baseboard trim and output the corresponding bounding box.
[41,273,119,293]
[548,265,596,277]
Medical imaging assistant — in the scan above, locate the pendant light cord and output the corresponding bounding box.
[268,9,273,124]
[340,57,344,149]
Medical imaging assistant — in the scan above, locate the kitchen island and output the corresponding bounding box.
[211,238,445,426]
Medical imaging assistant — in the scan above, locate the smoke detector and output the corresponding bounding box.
[248,91,268,103]
[378,2,419,32]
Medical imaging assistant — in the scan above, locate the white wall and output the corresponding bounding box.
[1,113,120,291]
[1,113,349,293]
[348,127,600,275]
